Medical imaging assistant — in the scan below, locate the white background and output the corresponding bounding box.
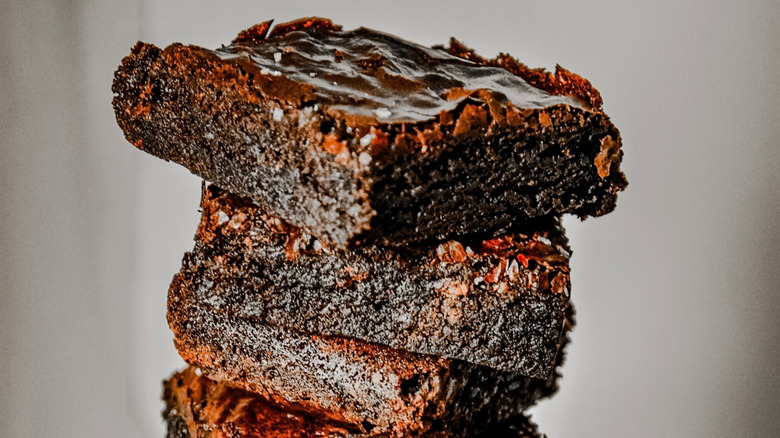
[1,1,778,437]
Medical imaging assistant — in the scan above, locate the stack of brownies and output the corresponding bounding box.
[112,18,626,437]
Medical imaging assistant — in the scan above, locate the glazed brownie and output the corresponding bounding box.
[113,17,627,248]
[185,184,570,377]
[163,366,547,438]
[167,267,571,436]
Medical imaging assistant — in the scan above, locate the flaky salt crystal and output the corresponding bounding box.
[259,67,282,76]
[216,211,229,225]
[358,152,372,165]
[373,107,392,119]
[359,133,374,147]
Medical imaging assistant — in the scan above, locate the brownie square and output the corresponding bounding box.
[113,18,627,248]
[167,260,572,436]
[183,184,570,377]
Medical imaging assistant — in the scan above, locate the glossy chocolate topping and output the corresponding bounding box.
[214,18,584,124]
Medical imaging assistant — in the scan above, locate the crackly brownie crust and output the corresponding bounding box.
[163,366,547,438]
[185,184,570,377]
[167,267,571,436]
[113,17,627,248]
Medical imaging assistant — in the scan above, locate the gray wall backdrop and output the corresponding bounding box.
[1,0,778,436]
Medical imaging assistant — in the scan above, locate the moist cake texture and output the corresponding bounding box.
[113,17,627,247]
[163,366,547,437]
[167,262,571,436]
[186,184,570,376]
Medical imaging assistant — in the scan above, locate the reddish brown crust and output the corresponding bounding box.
[447,38,604,109]
[234,17,342,45]
[232,20,273,44]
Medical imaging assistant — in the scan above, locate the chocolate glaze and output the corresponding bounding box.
[214,18,583,124]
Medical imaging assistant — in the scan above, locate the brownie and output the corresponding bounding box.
[185,184,570,377]
[163,366,547,438]
[163,366,352,437]
[167,265,571,436]
[113,17,627,248]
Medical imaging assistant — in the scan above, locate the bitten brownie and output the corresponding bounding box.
[185,184,570,377]
[113,17,627,248]
[167,264,572,436]
[163,366,547,438]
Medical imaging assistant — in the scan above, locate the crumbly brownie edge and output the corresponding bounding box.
[112,42,375,246]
